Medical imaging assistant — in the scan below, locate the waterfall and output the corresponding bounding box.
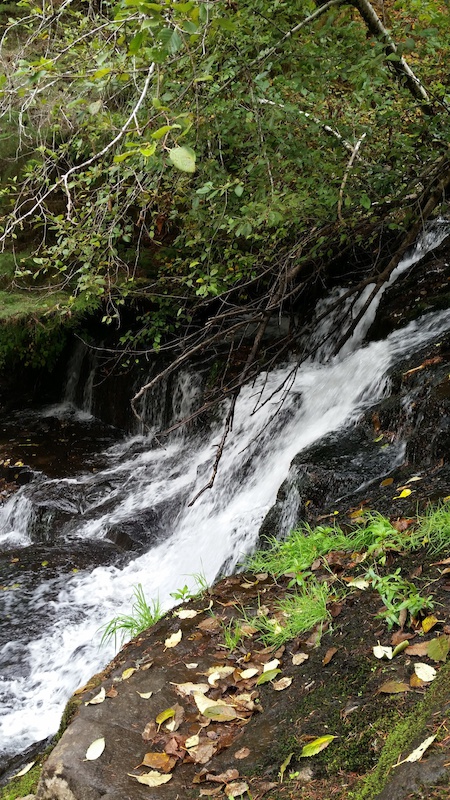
[0,226,449,768]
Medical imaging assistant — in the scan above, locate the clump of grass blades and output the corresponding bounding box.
[246,524,352,578]
[100,584,162,648]
[418,502,450,554]
[254,580,331,647]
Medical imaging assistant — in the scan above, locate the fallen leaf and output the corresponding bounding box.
[122,667,136,681]
[240,622,258,636]
[273,676,292,691]
[301,735,336,757]
[322,647,338,665]
[172,681,210,697]
[128,771,172,786]
[188,740,216,764]
[186,734,201,749]
[373,644,393,660]
[166,703,185,732]
[278,752,293,782]
[239,667,259,680]
[13,761,35,778]
[139,753,176,773]
[241,580,257,589]
[197,617,221,633]
[137,691,153,699]
[422,615,438,633]
[175,608,198,619]
[346,578,370,590]
[185,662,198,669]
[263,658,280,672]
[427,637,449,662]
[225,781,249,797]
[156,708,175,726]
[257,668,281,685]
[378,681,410,694]
[380,477,394,487]
[392,640,410,658]
[394,734,437,767]
[391,631,411,646]
[393,488,412,499]
[292,653,309,666]
[203,705,238,722]
[199,789,222,797]
[405,641,429,656]
[234,747,250,760]
[414,663,437,682]
[206,666,235,685]
[193,692,226,715]
[410,673,425,688]
[85,737,105,761]
[206,769,240,783]
[165,629,182,648]
[85,687,106,706]
[106,686,118,698]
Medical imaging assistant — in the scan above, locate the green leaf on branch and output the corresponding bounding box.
[169,146,196,173]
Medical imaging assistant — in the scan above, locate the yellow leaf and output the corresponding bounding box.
[156,708,175,726]
[165,629,182,648]
[301,735,336,757]
[121,667,136,681]
[128,771,172,786]
[393,488,412,499]
[422,615,438,633]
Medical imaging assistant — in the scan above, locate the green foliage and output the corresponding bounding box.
[254,580,331,647]
[100,583,162,648]
[0,762,42,800]
[0,0,449,349]
[365,566,434,629]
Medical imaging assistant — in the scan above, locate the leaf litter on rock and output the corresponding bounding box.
[128,770,172,786]
[85,737,105,761]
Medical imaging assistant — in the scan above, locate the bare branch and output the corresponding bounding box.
[337,132,367,222]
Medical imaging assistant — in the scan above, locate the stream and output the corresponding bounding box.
[0,223,449,771]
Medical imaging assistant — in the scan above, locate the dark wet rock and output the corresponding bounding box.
[375,754,448,800]
[261,331,450,541]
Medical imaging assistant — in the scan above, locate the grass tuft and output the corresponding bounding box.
[100,584,162,648]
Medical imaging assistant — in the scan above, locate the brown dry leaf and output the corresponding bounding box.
[225,781,249,797]
[138,753,177,773]
[165,629,182,649]
[292,653,309,666]
[206,769,240,784]
[405,641,429,656]
[166,703,185,732]
[188,741,217,764]
[380,477,394,487]
[197,617,222,634]
[142,721,157,742]
[410,673,425,688]
[199,789,222,797]
[164,736,186,759]
[240,580,257,589]
[378,680,410,694]
[240,622,258,636]
[273,676,292,691]
[234,747,251,760]
[392,517,414,532]
[322,647,338,666]
[329,601,344,618]
[422,615,439,633]
[128,771,172,786]
[105,686,118,698]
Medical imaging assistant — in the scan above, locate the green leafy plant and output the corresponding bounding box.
[364,566,434,629]
[220,618,244,652]
[100,584,162,648]
[254,580,332,647]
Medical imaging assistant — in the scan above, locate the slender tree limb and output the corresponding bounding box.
[350,0,430,106]
[337,132,367,222]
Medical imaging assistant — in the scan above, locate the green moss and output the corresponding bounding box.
[0,761,42,800]
[350,661,450,800]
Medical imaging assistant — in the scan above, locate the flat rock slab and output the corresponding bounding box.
[35,561,450,800]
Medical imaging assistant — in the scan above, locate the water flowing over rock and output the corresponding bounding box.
[0,224,449,784]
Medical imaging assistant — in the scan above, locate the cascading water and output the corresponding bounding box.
[0,225,449,770]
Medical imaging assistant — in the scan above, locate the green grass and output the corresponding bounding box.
[254,580,331,647]
[100,584,162,648]
[243,504,450,646]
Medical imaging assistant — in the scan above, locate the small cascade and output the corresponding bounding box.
[0,223,449,767]
[43,340,97,420]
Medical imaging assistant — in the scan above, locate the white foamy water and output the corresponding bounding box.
[0,226,449,763]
